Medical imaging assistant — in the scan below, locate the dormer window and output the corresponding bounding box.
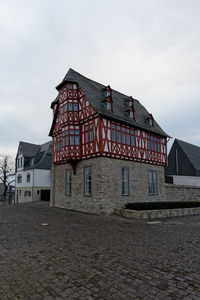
[104,85,113,111]
[106,101,112,110]
[146,114,154,126]
[129,110,134,119]
[126,96,135,120]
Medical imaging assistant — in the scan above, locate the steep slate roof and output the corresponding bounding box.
[52,68,168,137]
[19,142,40,158]
[18,141,52,170]
[175,139,200,174]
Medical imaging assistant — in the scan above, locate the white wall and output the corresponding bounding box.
[33,169,51,187]
[16,169,50,188]
[15,170,34,188]
[172,175,200,187]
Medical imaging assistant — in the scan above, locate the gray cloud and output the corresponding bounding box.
[0,0,200,158]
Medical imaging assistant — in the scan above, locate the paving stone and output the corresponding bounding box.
[0,202,200,299]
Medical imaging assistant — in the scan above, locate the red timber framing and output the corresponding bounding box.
[51,82,167,166]
[101,119,167,165]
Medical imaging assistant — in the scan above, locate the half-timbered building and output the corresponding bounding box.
[49,69,169,214]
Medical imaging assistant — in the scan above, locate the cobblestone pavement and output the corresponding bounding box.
[0,202,200,299]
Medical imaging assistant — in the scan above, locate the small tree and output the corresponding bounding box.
[0,154,15,201]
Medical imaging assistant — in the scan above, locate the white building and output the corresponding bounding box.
[15,141,52,203]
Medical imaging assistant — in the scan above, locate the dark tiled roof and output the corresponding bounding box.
[175,139,200,173]
[52,68,168,137]
[19,142,40,158]
[18,141,52,170]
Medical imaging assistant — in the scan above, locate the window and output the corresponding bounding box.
[122,133,126,144]
[147,136,151,150]
[37,190,40,195]
[127,134,130,145]
[27,174,30,183]
[17,175,22,183]
[85,126,88,143]
[73,84,77,89]
[74,103,78,111]
[112,130,116,142]
[64,103,67,112]
[69,103,73,111]
[151,136,154,151]
[57,136,62,151]
[148,170,158,195]
[66,169,72,196]
[75,129,79,145]
[157,138,161,153]
[122,167,129,195]
[129,111,134,119]
[89,124,93,142]
[106,101,111,110]
[84,167,91,195]
[24,191,31,197]
[70,129,74,145]
[68,83,72,89]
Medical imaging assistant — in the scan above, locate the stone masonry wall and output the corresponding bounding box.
[51,157,166,215]
[166,184,200,202]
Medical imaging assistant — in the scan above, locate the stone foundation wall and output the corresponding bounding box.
[115,207,200,219]
[51,157,166,215]
[165,184,200,202]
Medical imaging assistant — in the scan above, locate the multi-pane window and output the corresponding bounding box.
[84,167,92,195]
[66,169,72,196]
[68,128,79,146]
[131,130,135,146]
[85,124,93,143]
[74,103,78,111]
[89,124,93,142]
[148,170,158,195]
[122,133,126,144]
[122,167,129,195]
[57,136,62,151]
[147,135,162,153]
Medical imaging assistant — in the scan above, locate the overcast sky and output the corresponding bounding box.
[1,0,200,158]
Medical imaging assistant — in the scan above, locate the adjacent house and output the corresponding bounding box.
[165,139,200,186]
[49,69,169,214]
[15,141,52,203]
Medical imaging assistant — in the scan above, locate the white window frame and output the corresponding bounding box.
[148,170,158,195]
[122,167,129,196]
[84,166,92,196]
[65,169,72,196]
